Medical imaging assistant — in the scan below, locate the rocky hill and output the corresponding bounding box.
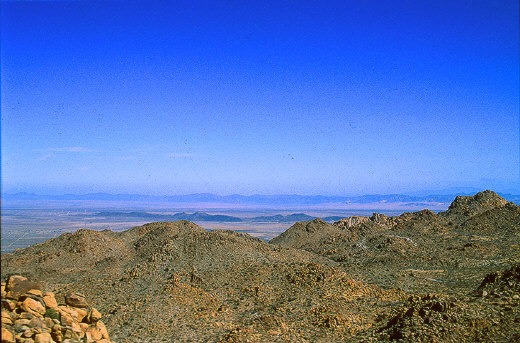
[270,191,520,295]
[1,221,401,342]
[2,190,519,342]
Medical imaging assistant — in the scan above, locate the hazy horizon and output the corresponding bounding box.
[2,1,519,196]
[3,186,520,198]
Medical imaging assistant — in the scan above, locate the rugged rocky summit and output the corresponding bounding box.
[1,275,113,343]
[442,189,510,220]
[2,190,519,342]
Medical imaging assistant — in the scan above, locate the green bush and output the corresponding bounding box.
[44,308,60,320]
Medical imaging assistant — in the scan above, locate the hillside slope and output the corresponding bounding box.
[2,191,519,342]
[2,221,400,342]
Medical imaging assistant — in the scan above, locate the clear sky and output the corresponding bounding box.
[1,0,519,196]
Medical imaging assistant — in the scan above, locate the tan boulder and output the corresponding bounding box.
[28,317,46,333]
[5,275,27,290]
[71,321,82,334]
[1,327,15,343]
[33,333,52,343]
[64,293,88,308]
[1,316,13,325]
[1,299,16,311]
[23,328,33,337]
[1,310,13,325]
[14,318,32,330]
[26,289,43,298]
[96,320,109,340]
[71,307,87,322]
[58,312,73,327]
[5,276,39,301]
[21,298,46,316]
[57,306,81,325]
[89,308,102,322]
[18,312,36,320]
[42,293,58,309]
[87,327,102,341]
[43,318,54,329]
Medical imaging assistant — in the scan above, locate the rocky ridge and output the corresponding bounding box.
[270,191,520,294]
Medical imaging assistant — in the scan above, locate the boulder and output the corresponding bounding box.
[64,293,88,308]
[26,289,43,298]
[1,310,13,325]
[96,320,109,339]
[42,293,58,309]
[88,308,102,322]
[1,327,15,343]
[21,298,46,316]
[71,307,87,322]
[5,276,39,301]
[1,299,16,311]
[87,326,103,341]
[33,333,52,343]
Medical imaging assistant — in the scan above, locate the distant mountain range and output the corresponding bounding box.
[3,191,520,205]
[94,211,344,223]
[250,213,344,222]
[95,211,243,222]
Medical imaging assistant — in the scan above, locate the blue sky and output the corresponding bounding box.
[1,0,519,195]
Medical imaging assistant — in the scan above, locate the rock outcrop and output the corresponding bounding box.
[377,264,520,342]
[1,275,114,343]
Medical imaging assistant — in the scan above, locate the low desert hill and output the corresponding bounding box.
[2,190,519,342]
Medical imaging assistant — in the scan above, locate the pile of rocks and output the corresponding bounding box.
[377,294,466,342]
[1,275,114,343]
[477,263,520,298]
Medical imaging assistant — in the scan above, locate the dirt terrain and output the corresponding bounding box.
[2,190,519,342]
